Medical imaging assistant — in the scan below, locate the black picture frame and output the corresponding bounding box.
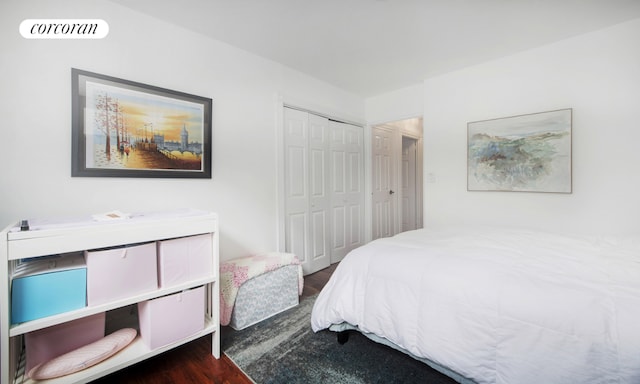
[71,68,212,178]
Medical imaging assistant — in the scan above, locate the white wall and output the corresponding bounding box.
[0,0,364,261]
[422,18,640,235]
[365,83,424,125]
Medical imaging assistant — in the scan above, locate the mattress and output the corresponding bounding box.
[311,225,640,384]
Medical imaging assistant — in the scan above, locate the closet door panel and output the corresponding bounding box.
[332,206,346,250]
[344,123,365,253]
[349,204,362,247]
[310,209,327,259]
[332,151,345,194]
[308,114,330,272]
[332,149,347,253]
[329,121,364,263]
[286,213,307,265]
[288,147,306,197]
[284,108,330,274]
[284,108,364,273]
[284,108,311,268]
[310,149,327,197]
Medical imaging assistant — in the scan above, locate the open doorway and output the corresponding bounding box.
[371,117,423,240]
[402,136,419,232]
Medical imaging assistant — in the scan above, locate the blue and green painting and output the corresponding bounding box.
[468,109,571,193]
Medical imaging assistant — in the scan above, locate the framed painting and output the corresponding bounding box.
[467,109,572,193]
[71,68,212,178]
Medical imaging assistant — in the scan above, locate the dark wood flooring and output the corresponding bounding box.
[93,263,338,384]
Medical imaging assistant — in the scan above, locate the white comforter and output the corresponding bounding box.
[311,226,640,384]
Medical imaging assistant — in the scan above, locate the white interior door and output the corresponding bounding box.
[307,113,331,273]
[283,108,310,272]
[401,136,418,232]
[329,121,365,263]
[371,126,396,240]
[283,108,330,274]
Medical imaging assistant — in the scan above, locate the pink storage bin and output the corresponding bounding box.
[86,242,158,306]
[156,234,213,288]
[25,312,105,376]
[137,286,204,350]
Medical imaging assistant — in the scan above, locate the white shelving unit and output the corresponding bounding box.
[0,209,220,384]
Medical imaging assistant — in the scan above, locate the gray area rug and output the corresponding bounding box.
[223,295,459,384]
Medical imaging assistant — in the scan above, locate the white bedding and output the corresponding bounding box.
[311,226,640,384]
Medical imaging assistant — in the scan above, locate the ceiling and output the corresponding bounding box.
[110,0,640,97]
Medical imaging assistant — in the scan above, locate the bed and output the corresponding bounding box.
[310,225,640,384]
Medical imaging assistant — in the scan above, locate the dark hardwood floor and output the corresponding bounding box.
[93,263,338,384]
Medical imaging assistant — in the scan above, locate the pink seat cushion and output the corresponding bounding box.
[28,328,137,380]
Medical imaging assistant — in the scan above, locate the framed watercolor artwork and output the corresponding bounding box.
[467,109,572,193]
[71,68,212,178]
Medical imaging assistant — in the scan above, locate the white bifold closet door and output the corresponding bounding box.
[283,107,364,275]
[329,120,365,264]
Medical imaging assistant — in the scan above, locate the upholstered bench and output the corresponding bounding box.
[220,253,303,330]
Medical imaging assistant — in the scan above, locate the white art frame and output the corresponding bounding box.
[467,109,572,193]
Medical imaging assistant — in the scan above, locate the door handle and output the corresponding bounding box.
[389,190,395,195]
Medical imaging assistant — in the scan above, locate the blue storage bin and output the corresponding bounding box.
[11,253,87,324]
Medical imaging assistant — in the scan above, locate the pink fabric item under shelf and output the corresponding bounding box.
[220,252,303,326]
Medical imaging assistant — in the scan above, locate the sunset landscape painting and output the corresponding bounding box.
[72,69,212,178]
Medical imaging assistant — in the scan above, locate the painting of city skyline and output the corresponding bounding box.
[72,69,212,178]
[467,109,572,193]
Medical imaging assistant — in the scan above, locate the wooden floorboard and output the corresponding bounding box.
[93,263,338,384]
